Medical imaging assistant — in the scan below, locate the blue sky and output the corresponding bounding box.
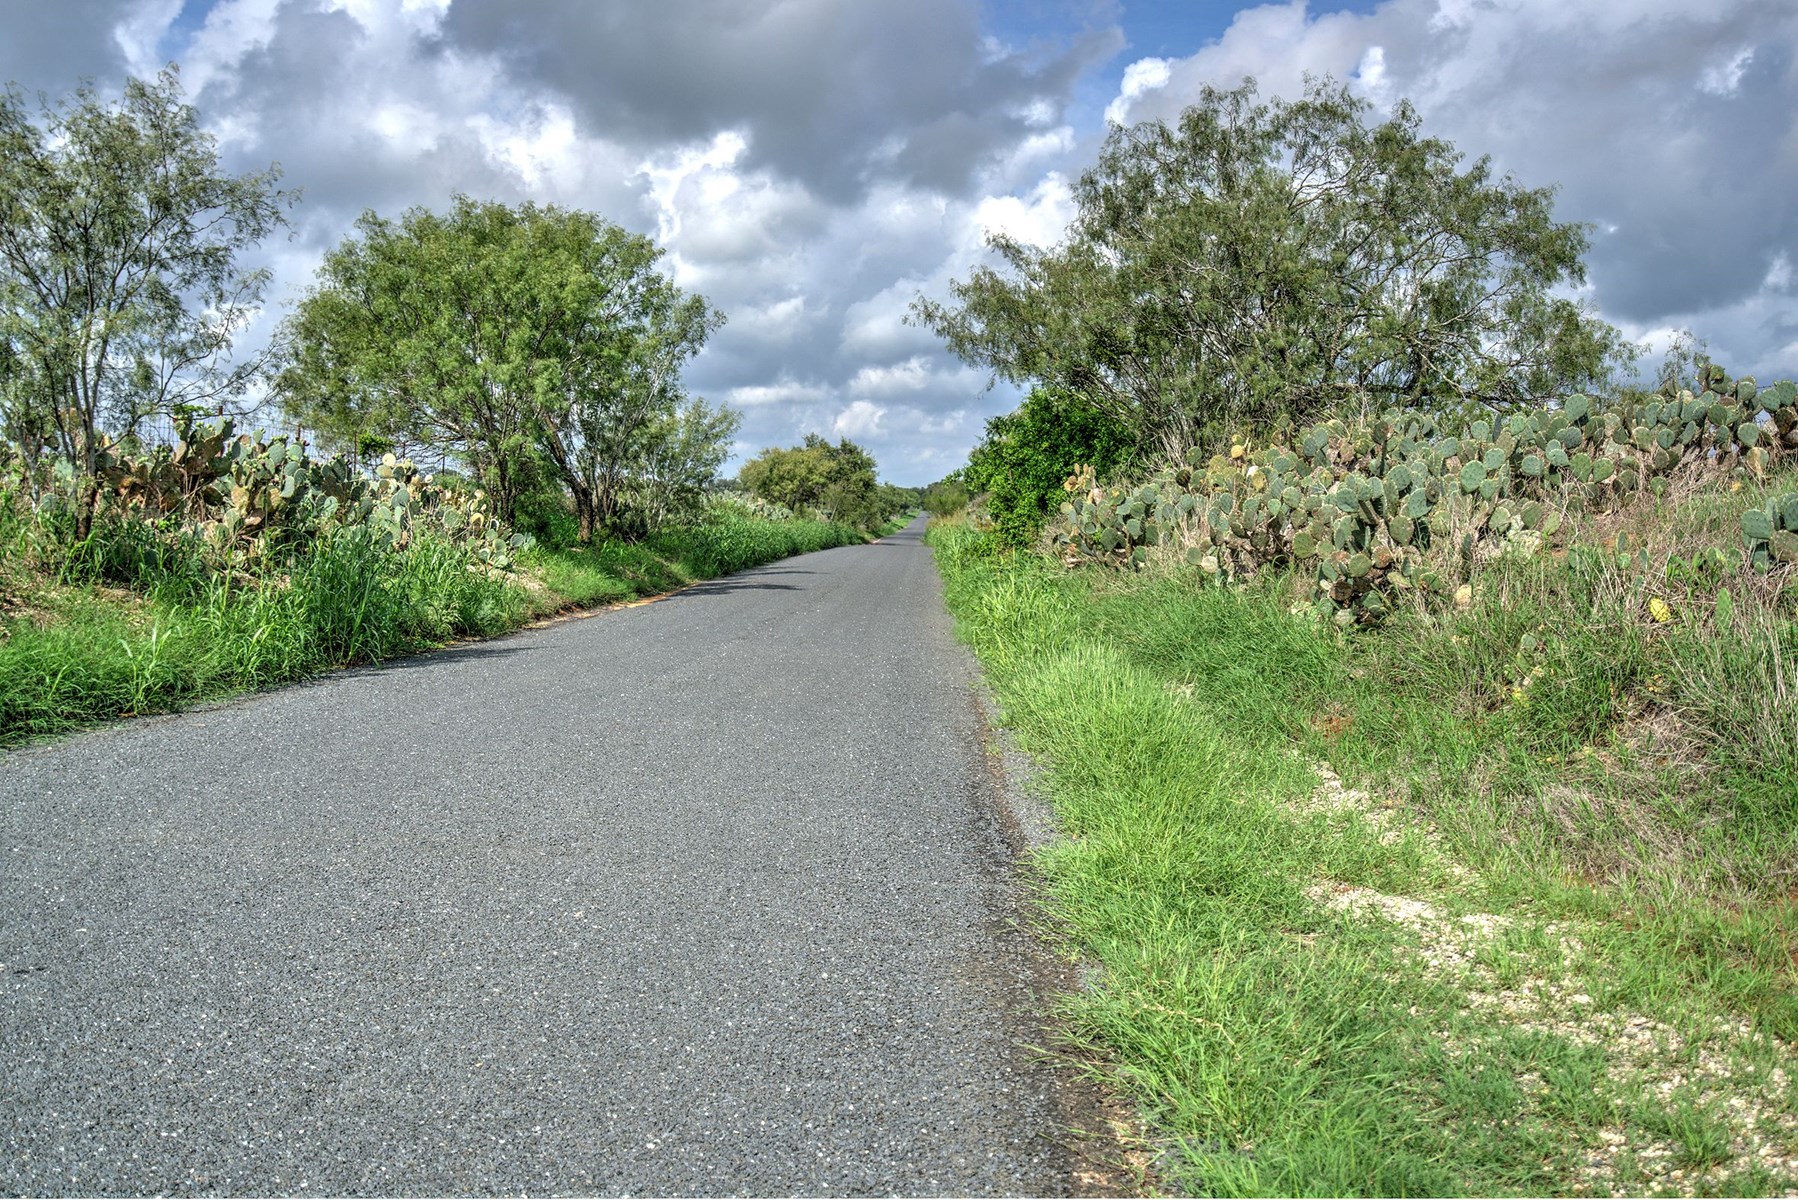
[2,0,1794,485]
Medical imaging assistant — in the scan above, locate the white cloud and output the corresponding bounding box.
[970,172,1075,249]
[636,130,750,247]
[731,295,814,345]
[1354,45,1389,100]
[833,399,887,438]
[848,357,934,399]
[916,408,967,436]
[472,104,581,192]
[1698,46,1754,96]
[112,0,182,79]
[180,0,281,96]
[840,281,938,360]
[1105,56,1170,126]
[726,380,833,409]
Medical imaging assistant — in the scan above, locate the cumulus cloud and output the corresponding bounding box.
[436,0,1120,202]
[833,400,887,439]
[971,172,1078,249]
[1105,55,1170,125]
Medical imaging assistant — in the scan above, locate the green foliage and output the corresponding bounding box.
[0,67,292,532]
[53,415,529,575]
[623,397,743,536]
[737,434,900,530]
[1,486,861,746]
[964,386,1136,546]
[914,78,1628,456]
[922,476,972,517]
[656,509,863,578]
[512,485,582,549]
[0,525,524,744]
[278,196,728,537]
[1741,491,1798,570]
[1056,368,1798,622]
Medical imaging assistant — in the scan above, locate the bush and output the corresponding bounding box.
[965,386,1136,546]
[513,486,582,550]
[655,511,862,577]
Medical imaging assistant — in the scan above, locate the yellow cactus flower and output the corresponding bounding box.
[1648,597,1673,623]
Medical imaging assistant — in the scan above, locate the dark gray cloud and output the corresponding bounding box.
[437,0,1119,201]
[0,0,142,98]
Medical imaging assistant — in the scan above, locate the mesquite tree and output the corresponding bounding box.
[914,78,1631,458]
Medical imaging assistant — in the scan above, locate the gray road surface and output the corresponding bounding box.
[0,516,1081,1196]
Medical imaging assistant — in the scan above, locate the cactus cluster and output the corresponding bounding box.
[1055,367,1798,620]
[1742,493,1798,570]
[90,416,526,569]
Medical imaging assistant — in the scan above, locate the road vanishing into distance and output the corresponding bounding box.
[1,516,1087,1196]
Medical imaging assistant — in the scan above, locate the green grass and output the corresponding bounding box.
[874,509,920,538]
[0,524,526,743]
[519,512,865,614]
[0,507,864,747]
[929,486,1798,1197]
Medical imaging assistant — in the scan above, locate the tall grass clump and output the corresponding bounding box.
[658,510,863,577]
[0,522,525,745]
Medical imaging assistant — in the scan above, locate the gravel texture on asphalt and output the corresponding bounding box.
[0,515,1076,1196]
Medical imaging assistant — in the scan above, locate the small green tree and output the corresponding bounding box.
[914,78,1630,458]
[922,476,971,517]
[626,398,742,533]
[0,67,292,528]
[965,386,1136,546]
[738,434,885,528]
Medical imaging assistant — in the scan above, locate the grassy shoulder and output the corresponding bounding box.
[520,511,867,614]
[929,473,1798,1196]
[873,508,921,539]
[0,509,863,748]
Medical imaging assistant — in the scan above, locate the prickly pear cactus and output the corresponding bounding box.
[1049,367,1798,621]
[1742,492,1798,570]
[86,421,528,570]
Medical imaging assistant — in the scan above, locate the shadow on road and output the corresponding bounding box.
[373,642,537,672]
[676,577,806,597]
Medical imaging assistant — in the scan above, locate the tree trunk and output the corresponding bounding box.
[77,470,100,541]
[491,455,516,528]
[594,469,620,538]
[570,479,597,544]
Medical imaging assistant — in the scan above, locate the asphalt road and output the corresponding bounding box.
[0,516,1080,1196]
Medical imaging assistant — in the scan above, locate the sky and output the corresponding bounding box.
[2,0,1794,486]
